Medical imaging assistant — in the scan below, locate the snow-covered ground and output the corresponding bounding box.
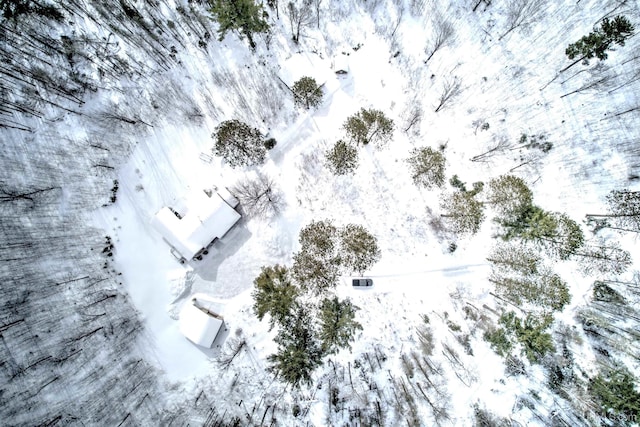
[82,0,639,424]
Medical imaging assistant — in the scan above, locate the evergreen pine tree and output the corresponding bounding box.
[489,269,571,312]
[589,365,640,420]
[487,243,541,276]
[252,265,299,330]
[325,140,358,176]
[563,16,634,72]
[498,312,554,363]
[587,189,640,233]
[486,175,533,222]
[292,76,323,109]
[338,224,381,274]
[440,190,486,234]
[318,297,362,354]
[212,119,266,167]
[267,307,323,388]
[343,108,394,147]
[208,0,269,50]
[291,220,340,294]
[406,147,446,189]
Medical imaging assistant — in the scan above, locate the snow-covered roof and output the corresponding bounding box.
[179,301,224,348]
[333,54,349,73]
[151,190,241,260]
[280,53,332,88]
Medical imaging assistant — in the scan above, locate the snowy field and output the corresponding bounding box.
[2,0,640,425]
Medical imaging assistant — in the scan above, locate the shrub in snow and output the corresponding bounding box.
[343,108,394,147]
[325,140,358,176]
[264,137,277,150]
[292,76,323,109]
[406,146,446,189]
[434,77,462,112]
[212,119,266,168]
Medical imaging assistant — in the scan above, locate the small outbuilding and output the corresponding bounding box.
[152,189,241,262]
[333,54,349,75]
[179,299,225,348]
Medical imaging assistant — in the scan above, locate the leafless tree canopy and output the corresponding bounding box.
[287,0,314,43]
[435,77,462,112]
[424,15,455,64]
[499,0,546,41]
[233,173,285,219]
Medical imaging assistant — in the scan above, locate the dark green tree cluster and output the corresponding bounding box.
[208,0,269,50]
[498,207,584,260]
[252,265,299,331]
[266,297,363,387]
[212,119,269,167]
[589,365,640,421]
[267,307,323,388]
[318,296,363,355]
[325,140,359,175]
[292,76,323,109]
[343,108,394,147]
[564,16,634,71]
[253,221,376,388]
[485,311,554,364]
[292,220,380,294]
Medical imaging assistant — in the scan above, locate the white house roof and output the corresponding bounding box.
[333,54,349,73]
[179,301,223,348]
[280,53,332,88]
[151,190,241,260]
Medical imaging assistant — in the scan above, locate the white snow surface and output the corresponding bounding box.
[90,0,640,424]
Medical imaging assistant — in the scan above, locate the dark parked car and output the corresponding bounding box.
[352,278,373,287]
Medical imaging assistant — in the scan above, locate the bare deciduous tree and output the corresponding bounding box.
[434,77,462,112]
[471,0,491,12]
[424,15,454,64]
[499,0,546,41]
[470,136,512,162]
[287,0,314,44]
[233,173,284,219]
